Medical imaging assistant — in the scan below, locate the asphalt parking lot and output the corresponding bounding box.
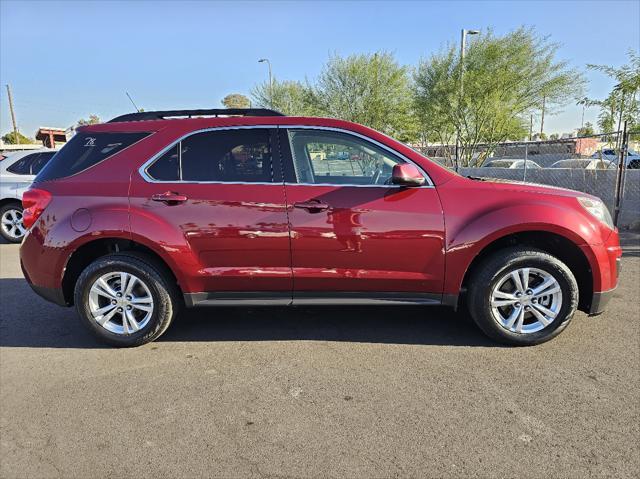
[1,235,638,479]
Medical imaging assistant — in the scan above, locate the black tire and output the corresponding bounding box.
[0,202,25,243]
[74,252,181,347]
[467,247,578,346]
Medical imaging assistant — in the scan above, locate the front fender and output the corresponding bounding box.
[443,200,604,295]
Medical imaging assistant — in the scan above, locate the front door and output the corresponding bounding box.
[278,128,446,303]
[129,127,292,300]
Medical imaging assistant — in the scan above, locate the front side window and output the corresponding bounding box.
[286,129,404,185]
[145,129,272,183]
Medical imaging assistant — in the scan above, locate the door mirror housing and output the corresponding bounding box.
[391,163,426,187]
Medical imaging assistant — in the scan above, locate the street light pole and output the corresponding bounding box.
[455,29,479,170]
[258,58,273,109]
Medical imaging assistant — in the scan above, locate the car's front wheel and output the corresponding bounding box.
[0,202,26,243]
[74,253,181,347]
[467,247,579,346]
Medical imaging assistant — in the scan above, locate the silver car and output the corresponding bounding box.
[0,148,56,242]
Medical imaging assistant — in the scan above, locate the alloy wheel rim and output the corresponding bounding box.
[88,272,154,335]
[1,209,26,239]
[490,267,562,334]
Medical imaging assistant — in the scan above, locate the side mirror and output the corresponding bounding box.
[391,163,426,187]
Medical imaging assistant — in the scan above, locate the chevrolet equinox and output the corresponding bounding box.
[19,109,622,347]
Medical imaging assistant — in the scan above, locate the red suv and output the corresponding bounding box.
[20,109,622,347]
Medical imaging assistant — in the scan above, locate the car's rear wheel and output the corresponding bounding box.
[74,253,180,347]
[0,203,26,243]
[467,247,578,346]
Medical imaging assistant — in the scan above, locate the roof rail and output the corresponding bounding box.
[108,108,285,123]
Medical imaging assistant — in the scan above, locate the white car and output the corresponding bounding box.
[482,159,542,169]
[0,148,57,242]
[550,158,615,170]
[591,148,640,167]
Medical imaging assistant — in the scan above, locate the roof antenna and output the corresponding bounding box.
[126,92,141,112]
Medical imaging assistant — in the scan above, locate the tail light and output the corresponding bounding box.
[22,188,52,229]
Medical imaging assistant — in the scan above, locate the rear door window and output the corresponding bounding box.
[36,132,150,181]
[145,128,273,183]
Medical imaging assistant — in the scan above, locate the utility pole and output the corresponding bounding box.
[529,114,533,141]
[5,84,19,144]
[616,93,625,149]
[539,95,546,138]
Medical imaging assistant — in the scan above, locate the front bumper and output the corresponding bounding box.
[588,286,617,316]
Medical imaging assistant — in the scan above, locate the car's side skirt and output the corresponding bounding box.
[184,291,444,308]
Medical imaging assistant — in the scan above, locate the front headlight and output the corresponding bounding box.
[577,196,614,229]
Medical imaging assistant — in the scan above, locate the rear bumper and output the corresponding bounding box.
[21,257,68,306]
[29,282,68,307]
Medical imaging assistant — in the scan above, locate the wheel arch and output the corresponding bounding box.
[457,229,594,313]
[61,237,182,305]
[0,197,22,209]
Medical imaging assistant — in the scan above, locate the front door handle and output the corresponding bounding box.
[151,191,188,204]
[293,200,330,213]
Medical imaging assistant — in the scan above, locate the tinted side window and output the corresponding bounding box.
[145,129,273,183]
[286,129,404,185]
[7,154,38,175]
[181,129,271,182]
[147,145,180,181]
[628,159,640,170]
[30,152,55,175]
[36,132,150,182]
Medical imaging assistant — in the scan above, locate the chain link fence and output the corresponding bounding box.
[415,131,640,229]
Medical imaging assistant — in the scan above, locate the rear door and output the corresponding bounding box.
[129,127,292,300]
[279,127,446,303]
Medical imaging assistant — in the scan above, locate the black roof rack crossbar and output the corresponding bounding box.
[108,108,285,123]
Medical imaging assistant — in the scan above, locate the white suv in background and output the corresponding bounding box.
[0,148,57,242]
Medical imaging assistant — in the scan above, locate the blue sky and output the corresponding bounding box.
[1,0,638,137]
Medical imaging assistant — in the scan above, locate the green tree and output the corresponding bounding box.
[577,121,595,137]
[413,27,584,166]
[251,79,318,116]
[77,115,101,127]
[1,131,35,144]
[313,52,417,142]
[549,133,559,140]
[587,50,640,135]
[221,93,251,109]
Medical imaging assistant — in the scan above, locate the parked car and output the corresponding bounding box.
[550,159,615,169]
[20,109,621,347]
[0,148,57,242]
[591,148,640,168]
[482,159,542,169]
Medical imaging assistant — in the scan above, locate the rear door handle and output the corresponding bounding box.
[151,191,188,204]
[293,200,330,212]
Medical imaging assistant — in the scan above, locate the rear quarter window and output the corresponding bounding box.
[6,153,38,175]
[36,132,149,182]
